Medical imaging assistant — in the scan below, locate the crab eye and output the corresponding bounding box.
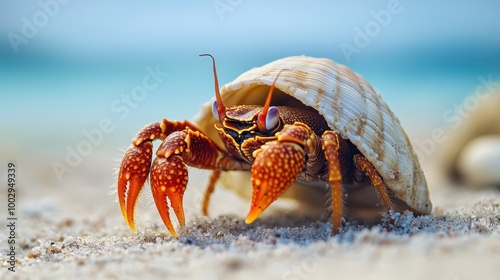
[212,100,220,122]
[265,106,279,130]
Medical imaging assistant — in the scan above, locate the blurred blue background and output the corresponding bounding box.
[0,0,499,166]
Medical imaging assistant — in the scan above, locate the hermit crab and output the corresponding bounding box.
[117,54,432,236]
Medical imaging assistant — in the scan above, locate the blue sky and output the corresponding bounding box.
[1,1,499,60]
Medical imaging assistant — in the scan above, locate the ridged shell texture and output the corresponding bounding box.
[194,56,431,214]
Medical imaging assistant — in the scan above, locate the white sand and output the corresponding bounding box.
[1,151,499,280]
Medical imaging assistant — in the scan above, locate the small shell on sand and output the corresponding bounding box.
[439,93,500,188]
[456,135,500,187]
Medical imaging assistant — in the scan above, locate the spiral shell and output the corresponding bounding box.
[194,56,431,215]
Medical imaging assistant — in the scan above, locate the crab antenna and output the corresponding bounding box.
[200,54,226,117]
[258,69,288,130]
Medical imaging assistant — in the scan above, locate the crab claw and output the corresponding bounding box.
[246,142,305,223]
[150,156,187,237]
[117,142,153,233]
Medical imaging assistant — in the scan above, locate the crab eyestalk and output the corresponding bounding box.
[257,69,288,131]
[200,54,226,121]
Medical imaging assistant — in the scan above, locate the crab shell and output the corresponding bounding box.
[194,56,432,216]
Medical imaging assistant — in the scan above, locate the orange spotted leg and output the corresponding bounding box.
[118,119,221,235]
[118,121,166,234]
[245,122,324,223]
[321,131,350,234]
[354,154,393,212]
[151,128,226,236]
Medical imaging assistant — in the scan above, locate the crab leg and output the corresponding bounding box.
[153,128,253,235]
[245,122,324,223]
[321,131,349,234]
[202,170,221,216]
[353,154,393,212]
[118,122,164,233]
[200,154,251,216]
[118,119,218,234]
[149,129,221,236]
[245,123,351,234]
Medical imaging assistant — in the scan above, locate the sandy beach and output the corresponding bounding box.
[0,140,499,280]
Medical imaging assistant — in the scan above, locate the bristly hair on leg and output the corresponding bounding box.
[323,182,347,232]
[132,183,149,232]
[324,182,332,211]
[109,146,134,196]
[112,146,151,232]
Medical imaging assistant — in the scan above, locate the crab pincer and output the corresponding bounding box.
[117,124,157,233]
[117,120,224,236]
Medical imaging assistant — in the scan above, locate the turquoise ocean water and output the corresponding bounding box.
[1,1,499,157]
